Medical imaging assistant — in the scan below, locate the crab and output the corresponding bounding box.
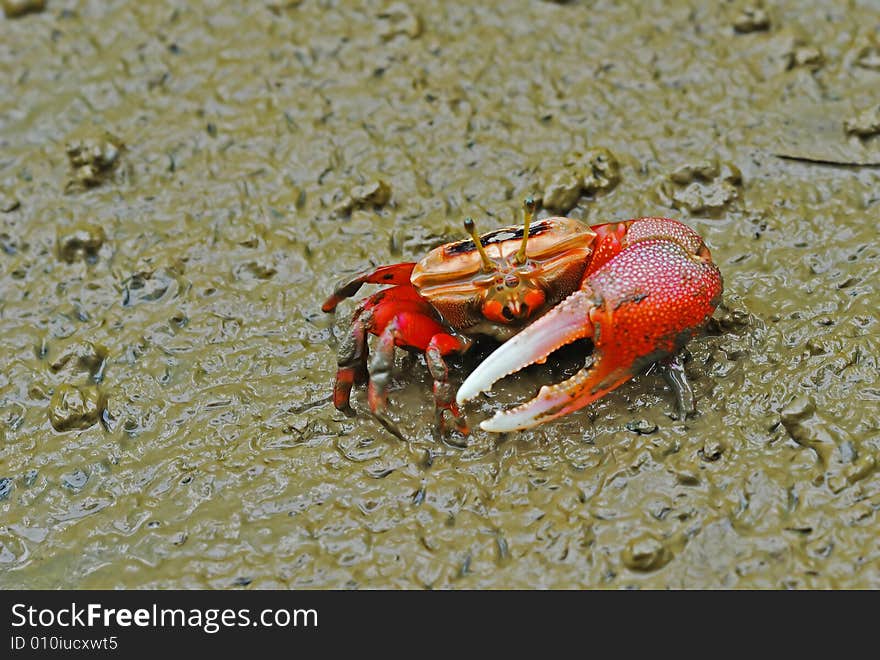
[322,198,722,435]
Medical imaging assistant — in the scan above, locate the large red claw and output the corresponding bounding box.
[457,236,723,432]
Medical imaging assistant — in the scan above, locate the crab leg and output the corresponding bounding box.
[426,333,472,435]
[334,281,474,434]
[333,305,372,411]
[458,237,722,432]
[367,315,402,415]
[331,284,435,412]
[322,262,416,313]
[366,314,471,434]
[656,353,696,421]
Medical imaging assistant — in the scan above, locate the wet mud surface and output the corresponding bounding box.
[1,1,879,588]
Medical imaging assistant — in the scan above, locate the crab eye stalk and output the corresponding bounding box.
[464,217,495,273]
[514,196,537,265]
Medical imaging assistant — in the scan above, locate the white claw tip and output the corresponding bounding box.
[455,382,482,407]
[479,415,520,433]
[479,417,500,432]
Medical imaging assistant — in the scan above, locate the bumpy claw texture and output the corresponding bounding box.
[458,219,722,432]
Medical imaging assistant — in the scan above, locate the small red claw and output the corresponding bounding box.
[458,230,722,432]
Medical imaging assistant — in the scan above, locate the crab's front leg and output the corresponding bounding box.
[425,333,473,435]
[457,219,723,432]
[327,281,471,434]
[367,314,471,435]
[656,353,696,421]
[332,303,372,412]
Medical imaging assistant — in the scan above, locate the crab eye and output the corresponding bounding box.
[504,274,520,288]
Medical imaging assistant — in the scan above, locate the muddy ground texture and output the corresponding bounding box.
[1,1,879,588]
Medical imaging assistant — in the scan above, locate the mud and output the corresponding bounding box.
[1,1,878,588]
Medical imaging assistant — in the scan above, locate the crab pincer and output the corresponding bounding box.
[456,219,723,432]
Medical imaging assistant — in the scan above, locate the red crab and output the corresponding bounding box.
[322,199,722,435]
